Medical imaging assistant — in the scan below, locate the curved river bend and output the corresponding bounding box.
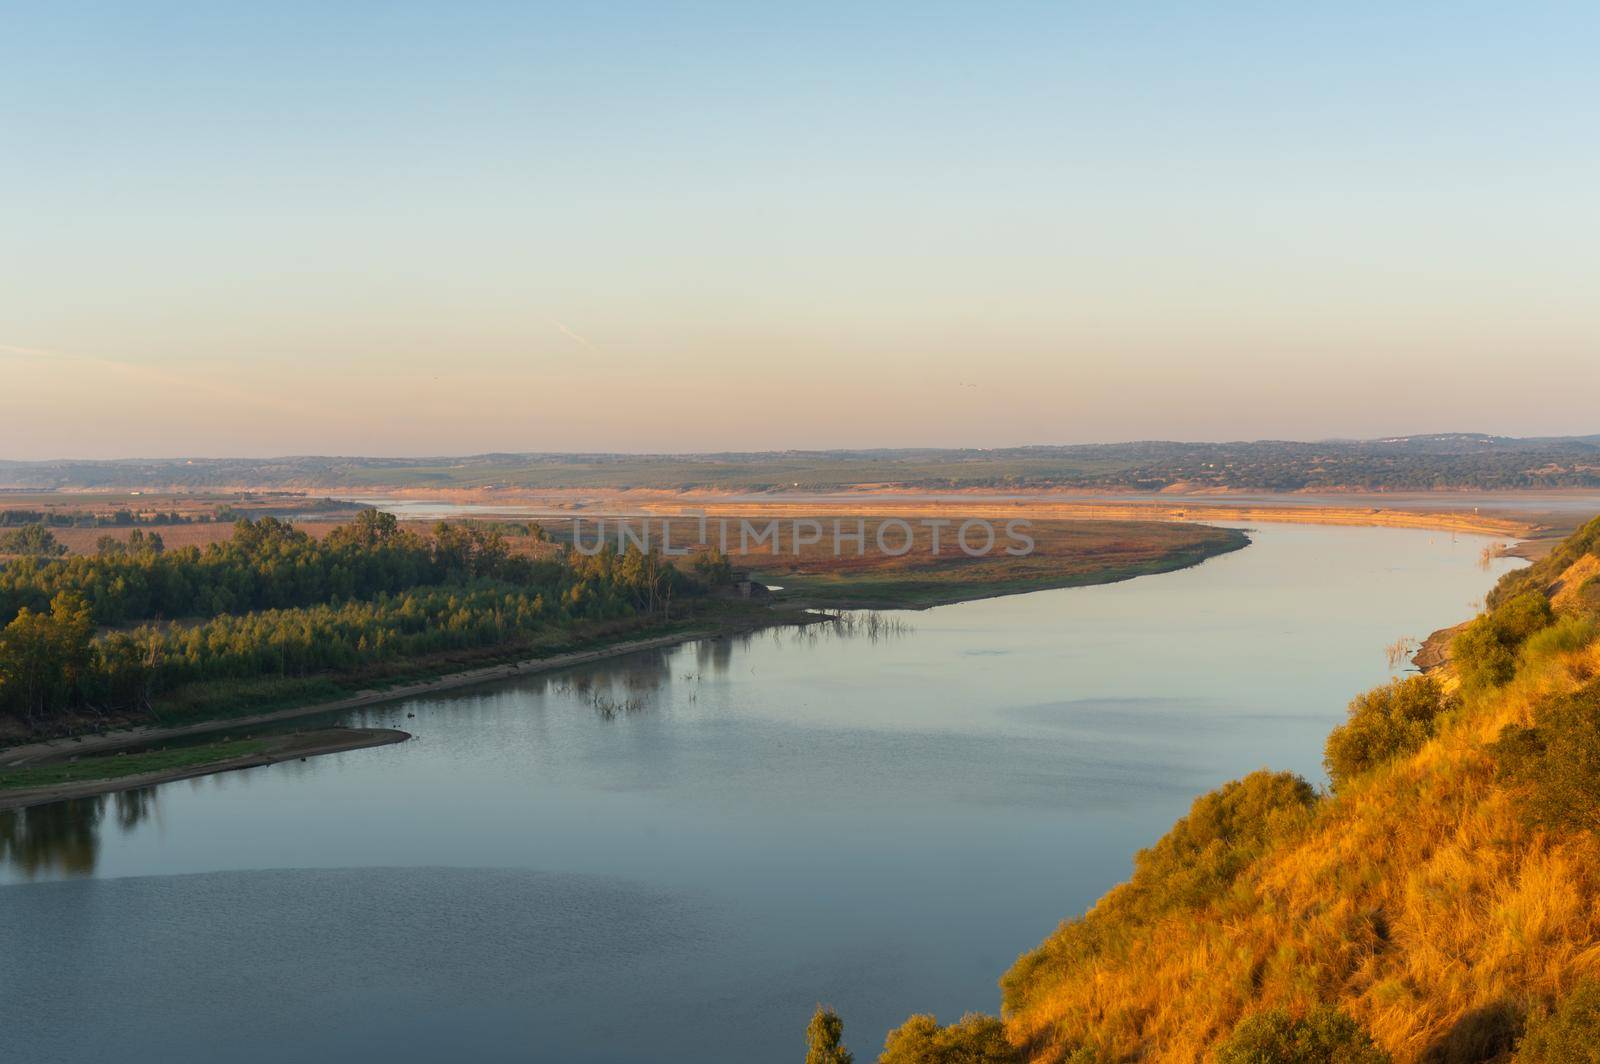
[1,524,1523,1063]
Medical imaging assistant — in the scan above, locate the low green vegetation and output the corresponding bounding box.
[1517,980,1600,1063]
[1493,679,1600,834]
[1522,613,1600,662]
[1324,676,1457,791]
[1452,590,1555,691]
[1215,1008,1390,1064]
[1120,770,1319,919]
[879,1013,1021,1063]
[0,737,268,791]
[1001,770,1318,1026]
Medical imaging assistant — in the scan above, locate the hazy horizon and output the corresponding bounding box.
[6,3,1599,459]
[8,430,1600,469]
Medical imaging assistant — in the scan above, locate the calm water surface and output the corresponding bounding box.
[1,525,1523,1063]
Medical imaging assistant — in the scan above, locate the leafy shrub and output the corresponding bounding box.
[1004,770,1319,1014]
[879,1013,1020,1063]
[1324,676,1458,790]
[1515,980,1600,1063]
[1521,614,1599,662]
[1215,1007,1390,1064]
[1126,770,1319,919]
[1492,680,1600,833]
[1454,592,1555,691]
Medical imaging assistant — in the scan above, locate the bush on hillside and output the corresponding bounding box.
[879,1013,1021,1064]
[1492,680,1600,834]
[1453,592,1555,691]
[1001,772,1319,1026]
[1520,614,1599,663]
[1126,770,1319,918]
[1215,1007,1390,1064]
[1515,980,1600,1063]
[1324,676,1458,790]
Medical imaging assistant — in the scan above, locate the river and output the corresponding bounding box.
[0,523,1525,1063]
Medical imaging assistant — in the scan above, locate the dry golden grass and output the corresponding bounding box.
[1002,560,1600,1063]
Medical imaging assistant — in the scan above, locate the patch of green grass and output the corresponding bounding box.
[0,737,270,791]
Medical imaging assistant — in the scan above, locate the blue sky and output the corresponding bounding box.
[3,2,1597,457]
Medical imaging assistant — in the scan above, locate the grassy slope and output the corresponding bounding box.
[0,737,270,790]
[999,519,1600,1063]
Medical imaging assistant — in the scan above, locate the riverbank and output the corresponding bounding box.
[0,518,1250,761]
[0,626,756,768]
[0,727,410,811]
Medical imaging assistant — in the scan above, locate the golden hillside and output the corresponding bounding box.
[872,517,1600,1064]
[989,515,1600,1063]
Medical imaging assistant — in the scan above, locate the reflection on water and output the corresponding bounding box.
[533,613,913,720]
[0,789,157,879]
[0,613,918,877]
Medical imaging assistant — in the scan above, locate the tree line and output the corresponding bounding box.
[0,512,711,724]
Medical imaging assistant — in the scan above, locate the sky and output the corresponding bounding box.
[3,1,1598,459]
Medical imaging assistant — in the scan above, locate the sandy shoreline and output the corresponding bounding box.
[0,727,411,812]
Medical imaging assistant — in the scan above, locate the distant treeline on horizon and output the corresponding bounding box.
[4,433,1600,494]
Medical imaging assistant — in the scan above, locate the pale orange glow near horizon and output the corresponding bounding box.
[4,4,1598,459]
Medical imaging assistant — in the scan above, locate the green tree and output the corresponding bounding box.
[0,592,95,722]
[0,524,68,557]
[325,508,401,549]
[1215,1007,1389,1064]
[806,1005,854,1064]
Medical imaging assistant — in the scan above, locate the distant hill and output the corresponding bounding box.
[4,435,1600,493]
